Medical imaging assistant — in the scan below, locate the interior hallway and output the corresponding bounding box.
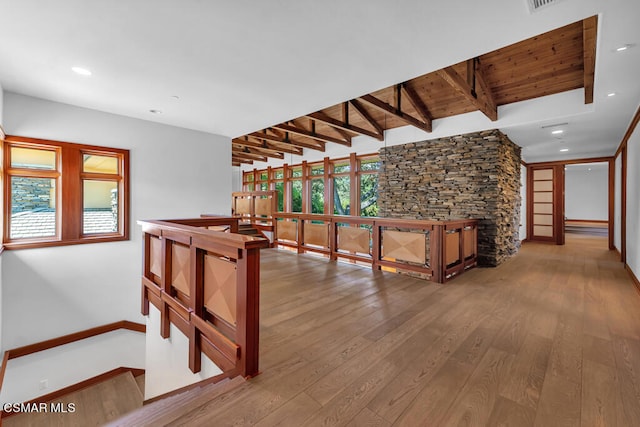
[169,234,639,426]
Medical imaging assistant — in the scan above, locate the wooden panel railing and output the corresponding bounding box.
[138,216,269,378]
[229,191,277,242]
[273,213,478,283]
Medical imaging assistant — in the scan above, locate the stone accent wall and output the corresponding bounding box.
[378,129,521,266]
[11,177,53,213]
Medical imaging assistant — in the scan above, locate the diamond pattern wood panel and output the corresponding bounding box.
[445,231,461,266]
[304,223,329,248]
[463,228,475,259]
[382,230,425,264]
[236,198,251,215]
[204,254,237,326]
[278,221,297,241]
[150,236,162,278]
[171,243,190,296]
[255,198,272,216]
[338,226,370,254]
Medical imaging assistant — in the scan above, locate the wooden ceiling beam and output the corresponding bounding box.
[349,99,385,137]
[473,58,498,117]
[583,15,597,104]
[231,137,266,149]
[248,131,325,151]
[233,144,285,159]
[401,83,433,128]
[437,65,498,121]
[231,150,268,162]
[358,94,432,133]
[243,135,304,155]
[305,112,384,141]
[272,123,351,147]
[231,156,254,165]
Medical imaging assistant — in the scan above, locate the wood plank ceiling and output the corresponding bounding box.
[232,16,597,166]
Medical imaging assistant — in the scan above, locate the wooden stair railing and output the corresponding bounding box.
[273,213,478,283]
[138,216,269,378]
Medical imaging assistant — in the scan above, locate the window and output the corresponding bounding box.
[241,153,379,216]
[3,136,130,249]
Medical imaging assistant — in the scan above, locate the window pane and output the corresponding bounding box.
[245,183,254,191]
[275,181,284,212]
[259,182,268,191]
[360,173,379,216]
[333,176,350,215]
[334,162,350,174]
[260,172,268,180]
[292,168,303,178]
[10,177,56,238]
[291,180,302,212]
[83,154,118,174]
[360,158,381,171]
[274,169,284,179]
[310,165,324,176]
[311,179,324,214]
[11,147,56,170]
[245,173,254,182]
[83,180,118,234]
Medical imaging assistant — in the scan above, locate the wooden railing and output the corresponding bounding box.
[230,191,277,243]
[138,216,269,378]
[273,213,478,283]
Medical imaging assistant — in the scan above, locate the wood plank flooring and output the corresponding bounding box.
[177,234,640,426]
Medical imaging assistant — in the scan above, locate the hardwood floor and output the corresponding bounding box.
[174,234,640,426]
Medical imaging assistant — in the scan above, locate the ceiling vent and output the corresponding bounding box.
[526,0,564,13]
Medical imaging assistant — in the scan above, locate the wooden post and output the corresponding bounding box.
[236,248,261,377]
[431,225,443,283]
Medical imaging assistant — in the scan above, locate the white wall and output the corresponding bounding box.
[626,123,640,279]
[564,163,608,221]
[614,154,622,251]
[0,330,145,404]
[144,307,222,399]
[1,93,231,400]
[520,165,527,241]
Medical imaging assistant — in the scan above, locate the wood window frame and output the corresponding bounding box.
[241,152,380,217]
[3,136,130,250]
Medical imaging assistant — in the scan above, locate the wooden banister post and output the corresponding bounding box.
[431,225,443,283]
[236,247,261,377]
[160,236,172,338]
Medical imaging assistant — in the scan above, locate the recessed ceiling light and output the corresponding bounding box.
[560,148,569,152]
[607,92,616,97]
[71,66,92,76]
[616,45,629,52]
[551,130,564,135]
[149,109,163,114]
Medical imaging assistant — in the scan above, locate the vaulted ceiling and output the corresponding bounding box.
[0,1,638,167]
[232,18,597,166]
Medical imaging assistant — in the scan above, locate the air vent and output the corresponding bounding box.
[527,0,564,13]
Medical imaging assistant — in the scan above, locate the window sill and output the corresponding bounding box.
[2,235,129,250]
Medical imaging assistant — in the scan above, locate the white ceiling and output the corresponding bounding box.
[0,0,638,163]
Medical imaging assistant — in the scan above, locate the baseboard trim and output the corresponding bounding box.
[625,263,640,296]
[7,320,145,360]
[0,367,145,419]
[0,320,145,401]
[143,371,236,406]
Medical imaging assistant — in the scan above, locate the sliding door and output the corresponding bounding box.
[528,165,564,244]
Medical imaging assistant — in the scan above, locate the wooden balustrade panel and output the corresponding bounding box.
[171,243,191,297]
[304,222,329,248]
[337,226,371,254]
[445,231,461,266]
[255,198,272,217]
[382,230,426,264]
[463,227,476,258]
[235,198,251,215]
[278,220,297,241]
[204,254,238,326]
[149,236,162,280]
